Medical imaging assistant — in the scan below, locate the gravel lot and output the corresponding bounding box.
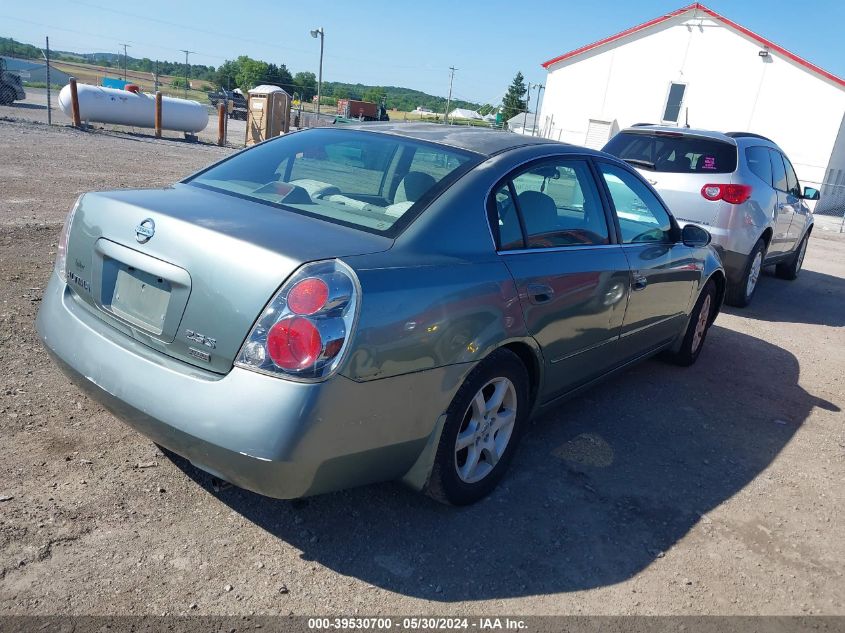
[0,117,843,617]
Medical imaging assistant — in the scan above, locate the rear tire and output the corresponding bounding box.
[725,238,766,307]
[665,279,717,367]
[775,232,809,280]
[425,348,529,505]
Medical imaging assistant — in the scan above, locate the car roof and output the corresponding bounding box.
[337,122,574,157]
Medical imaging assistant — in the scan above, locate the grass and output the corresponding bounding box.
[50,60,211,103]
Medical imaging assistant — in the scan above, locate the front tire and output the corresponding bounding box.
[665,279,717,367]
[725,238,766,307]
[425,349,529,505]
[775,232,809,280]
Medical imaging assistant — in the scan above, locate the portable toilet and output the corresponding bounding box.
[245,85,291,146]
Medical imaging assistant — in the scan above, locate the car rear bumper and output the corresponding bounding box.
[36,272,467,498]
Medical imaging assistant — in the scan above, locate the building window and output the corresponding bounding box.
[662,83,686,123]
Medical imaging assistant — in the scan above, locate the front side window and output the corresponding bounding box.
[662,83,686,123]
[598,162,674,244]
[769,149,788,192]
[745,146,773,186]
[782,154,800,196]
[188,129,479,236]
[492,159,609,249]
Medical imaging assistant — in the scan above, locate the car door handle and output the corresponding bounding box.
[527,283,555,304]
[632,273,648,291]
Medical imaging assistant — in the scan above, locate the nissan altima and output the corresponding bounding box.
[37,124,724,505]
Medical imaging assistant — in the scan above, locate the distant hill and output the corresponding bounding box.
[1,36,486,112]
[323,81,481,115]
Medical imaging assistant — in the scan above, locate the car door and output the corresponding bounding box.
[491,156,631,402]
[781,153,809,247]
[767,149,796,256]
[595,160,699,355]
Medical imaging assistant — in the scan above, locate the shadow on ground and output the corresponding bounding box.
[167,326,836,601]
[726,267,845,327]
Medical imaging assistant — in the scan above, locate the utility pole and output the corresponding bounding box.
[180,49,194,99]
[531,84,544,136]
[43,37,51,125]
[522,82,533,133]
[120,43,131,81]
[444,66,456,125]
[310,28,324,117]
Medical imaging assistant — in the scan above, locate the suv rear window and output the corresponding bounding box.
[603,132,737,174]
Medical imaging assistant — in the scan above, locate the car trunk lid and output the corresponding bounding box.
[64,183,392,373]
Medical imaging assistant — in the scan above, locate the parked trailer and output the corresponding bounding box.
[58,83,208,133]
[336,99,389,122]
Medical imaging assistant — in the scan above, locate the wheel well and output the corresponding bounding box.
[760,228,773,250]
[707,271,726,322]
[501,342,540,407]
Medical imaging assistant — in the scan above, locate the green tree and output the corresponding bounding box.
[362,86,386,104]
[214,59,240,90]
[501,71,527,124]
[234,55,268,92]
[293,71,317,101]
[265,63,293,91]
[170,77,187,89]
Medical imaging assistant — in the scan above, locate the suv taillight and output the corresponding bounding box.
[235,259,360,381]
[56,196,82,282]
[701,184,752,204]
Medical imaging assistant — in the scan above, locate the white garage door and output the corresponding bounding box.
[585,119,612,149]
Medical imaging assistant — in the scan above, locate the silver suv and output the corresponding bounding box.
[603,127,818,306]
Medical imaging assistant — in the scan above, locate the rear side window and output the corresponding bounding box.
[603,132,737,174]
[745,146,773,186]
[769,149,788,192]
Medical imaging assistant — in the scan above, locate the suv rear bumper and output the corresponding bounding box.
[712,246,749,285]
[36,272,465,498]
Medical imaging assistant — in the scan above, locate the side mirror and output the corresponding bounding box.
[681,223,712,248]
[802,187,820,201]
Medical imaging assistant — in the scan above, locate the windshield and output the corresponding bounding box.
[187,128,480,236]
[603,132,737,174]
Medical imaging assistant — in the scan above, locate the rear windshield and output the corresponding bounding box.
[603,132,737,174]
[187,128,480,236]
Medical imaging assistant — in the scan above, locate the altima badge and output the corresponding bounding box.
[135,218,155,243]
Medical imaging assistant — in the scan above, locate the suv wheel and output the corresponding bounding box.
[775,232,809,280]
[425,348,529,505]
[726,238,766,307]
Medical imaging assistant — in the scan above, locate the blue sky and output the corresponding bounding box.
[2,0,843,104]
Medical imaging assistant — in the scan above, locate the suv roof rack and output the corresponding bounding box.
[724,132,775,142]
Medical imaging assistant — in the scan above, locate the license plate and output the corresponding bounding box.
[110,265,171,334]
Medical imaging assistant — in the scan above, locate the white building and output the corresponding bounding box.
[537,2,845,210]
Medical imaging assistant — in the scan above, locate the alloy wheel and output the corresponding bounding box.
[691,294,712,353]
[454,377,517,484]
[746,251,762,297]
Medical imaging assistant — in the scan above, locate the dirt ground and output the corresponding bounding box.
[0,118,843,617]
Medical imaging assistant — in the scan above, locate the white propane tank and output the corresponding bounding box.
[58,84,208,133]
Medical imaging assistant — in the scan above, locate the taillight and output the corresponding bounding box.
[235,260,360,381]
[700,184,752,204]
[56,195,82,281]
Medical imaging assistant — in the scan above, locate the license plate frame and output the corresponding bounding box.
[109,265,172,335]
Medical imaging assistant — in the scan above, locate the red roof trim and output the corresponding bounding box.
[541,2,845,89]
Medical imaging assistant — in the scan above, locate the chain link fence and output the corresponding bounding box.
[806,180,845,232]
